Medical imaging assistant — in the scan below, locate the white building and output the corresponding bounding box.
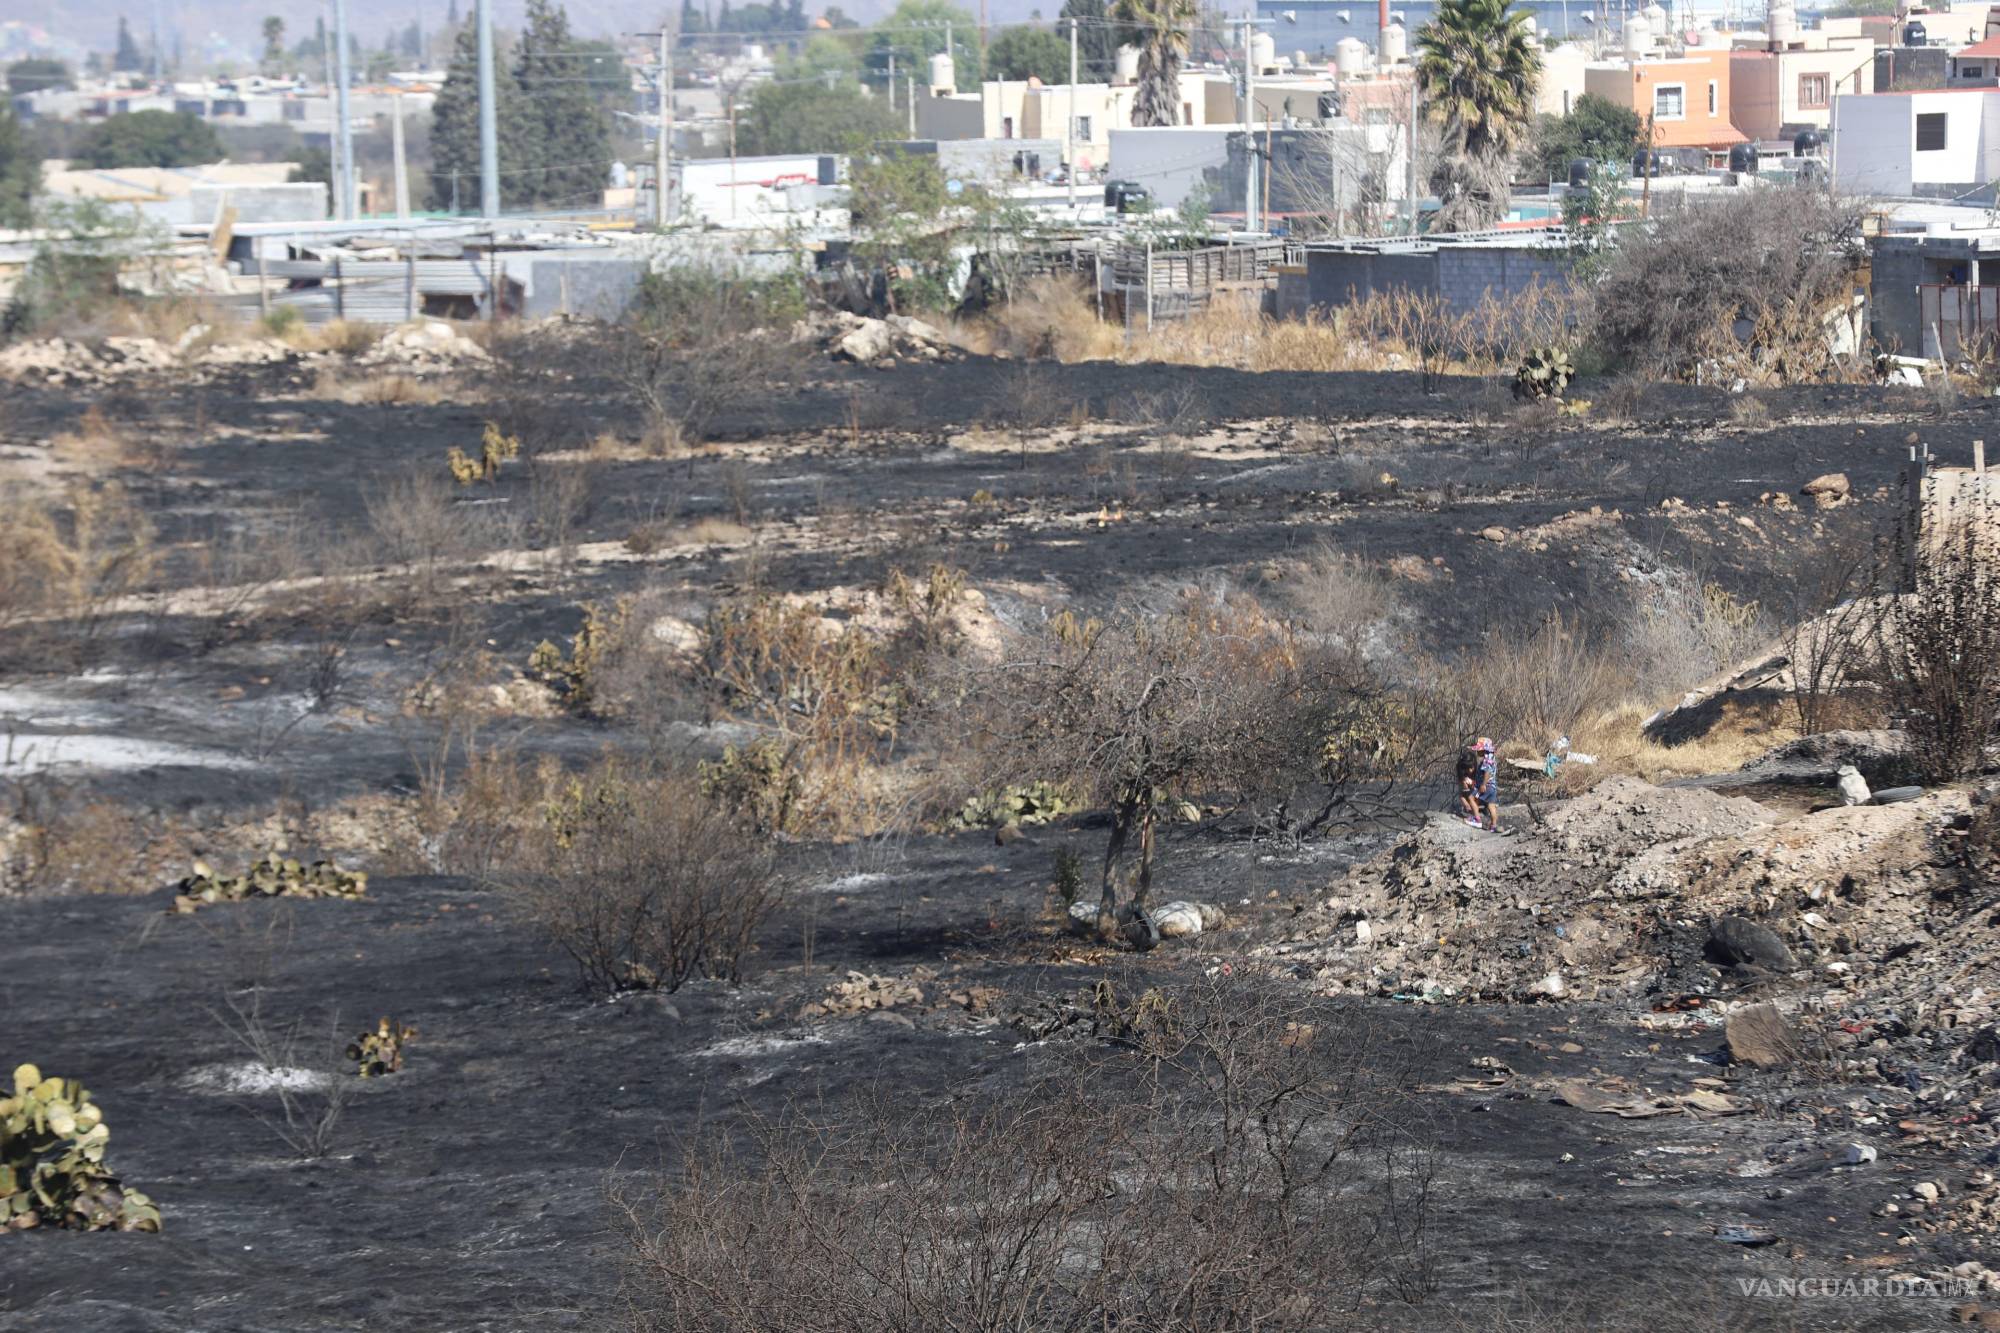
[1831,88,2000,194]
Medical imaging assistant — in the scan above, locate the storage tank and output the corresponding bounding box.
[1643,2,1668,29]
[929,51,955,94]
[1379,22,1408,64]
[1904,19,1928,45]
[1114,43,1140,83]
[1697,22,1731,47]
[1727,142,1758,173]
[1793,126,1825,156]
[1334,36,1368,77]
[1768,3,1798,46]
[1623,12,1651,56]
[1251,30,1277,70]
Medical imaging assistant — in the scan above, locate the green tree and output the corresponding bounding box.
[514,0,611,207]
[823,5,861,27]
[7,59,71,96]
[1530,92,1641,181]
[789,32,864,82]
[1111,0,1194,125]
[737,79,898,154]
[74,111,222,168]
[1823,0,1894,14]
[568,39,629,102]
[1415,0,1541,231]
[849,151,954,310]
[869,0,981,93]
[429,21,540,211]
[986,25,1068,82]
[260,17,287,74]
[1059,0,1125,80]
[114,17,145,72]
[0,106,39,227]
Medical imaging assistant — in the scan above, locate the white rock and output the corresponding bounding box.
[835,319,895,364]
[1837,765,1872,807]
[1913,1181,1940,1203]
[1529,971,1566,999]
[1354,920,1373,947]
[1150,900,1224,938]
[1842,1144,1877,1166]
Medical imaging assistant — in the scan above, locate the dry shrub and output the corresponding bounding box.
[1621,577,1769,703]
[1,779,187,896]
[971,593,1316,936]
[50,404,152,470]
[1595,372,1650,423]
[1284,540,1394,659]
[615,967,1436,1332]
[289,318,384,356]
[1727,393,1773,429]
[1882,511,2000,782]
[0,480,156,653]
[1589,184,1867,384]
[502,760,783,994]
[1568,696,1799,785]
[1460,612,1625,745]
[985,274,1120,361]
[362,467,500,605]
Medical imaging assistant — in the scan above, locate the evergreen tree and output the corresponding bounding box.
[0,105,39,227]
[429,20,540,212]
[1060,0,1123,80]
[114,17,145,72]
[679,0,707,35]
[514,0,610,208]
[260,17,287,75]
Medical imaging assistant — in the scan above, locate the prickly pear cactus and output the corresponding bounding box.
[345,1018,417,1078]
[445,445,484,484]
[1512,345,1576,401]
[952,781,1074,830]
[171,853,368,914]
[1,1064,159,1233]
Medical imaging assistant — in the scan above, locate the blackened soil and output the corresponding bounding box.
[0,826,1982,1331]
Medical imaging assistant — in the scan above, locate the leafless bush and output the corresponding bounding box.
[1783,542,1880,735]
[1881,509,2000,781]
[1589,184,1867,384]
[1462,612,1625,743]
[502,762,784,994]
[1284,540,1393,659]
[528,456,597,583]
[970,594,1316,938]
[363,467,494,604]
[208,986,355,1160]
[1622,576,1769,703]
[0,480,157,658]
[0,777,187,897]
[615,968,1436,1333]
[985,273,1121,361]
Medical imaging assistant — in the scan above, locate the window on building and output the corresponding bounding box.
[1076,114,1092,140]
[1963,62,1986,79]
[1917,111,1949,151]
[1708,80,1718,115]
[1002,116,1013,138]
[1799,73,1829,108]
[1654,83,1685,119]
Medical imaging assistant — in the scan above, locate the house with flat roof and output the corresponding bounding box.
[1585,50,1746,152]
[1830,87,2000,196]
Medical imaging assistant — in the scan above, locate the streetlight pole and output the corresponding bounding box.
[334,0,355,219]
[658,29,673,226]
[477,0,499,218]
[1068,17,1078,214]
[1243,15,1258,231]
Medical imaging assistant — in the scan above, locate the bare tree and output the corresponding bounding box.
[971,596,1314,941]
[1881,502,2000,781]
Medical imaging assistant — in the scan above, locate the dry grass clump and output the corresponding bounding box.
[0,480,156,651]
[1,779,188,896]
[309,369,451,406]
[49,405,156,471]
[981,274,1122,362]
[1564,696,1798,786]
[282,318,384,356]
[615,968,1437,1331]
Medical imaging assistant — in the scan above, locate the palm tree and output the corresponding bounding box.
[1112,0,1196,127]
[1414,0,1541,232]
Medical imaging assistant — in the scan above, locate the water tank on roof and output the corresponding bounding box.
[1567,158,1593,187]
[1334,36,1368,77]
[1728,142,1759,173]
[1633,147,1668,177]
[1380,22,1408,63]
[1644,2,1668,28]
[1768,3,1798,46]
[929,51,955,93]
[1115,44,1140,82]
[1904,19,1928,45]
[1793,126,1825,156]
[1624,13,1651,57]
[1252,30,1277,70]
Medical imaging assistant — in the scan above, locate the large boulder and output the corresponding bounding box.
[1706,916,1796,973]
[1801,472,1851,507]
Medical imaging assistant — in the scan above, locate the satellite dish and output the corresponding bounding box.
[946,178,965,195]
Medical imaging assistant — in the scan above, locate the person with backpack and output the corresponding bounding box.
[1471,737,1501,832]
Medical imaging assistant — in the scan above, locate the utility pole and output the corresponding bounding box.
[658,29,673,227]
[908,75,916,135]
[334,0,355,219]
[477,0,499,218]
[887,51,895,112]
[1243,15,1257,231]
[1405,69,1418,233]
[392,92,411,218]
[1067,17,1078,214]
